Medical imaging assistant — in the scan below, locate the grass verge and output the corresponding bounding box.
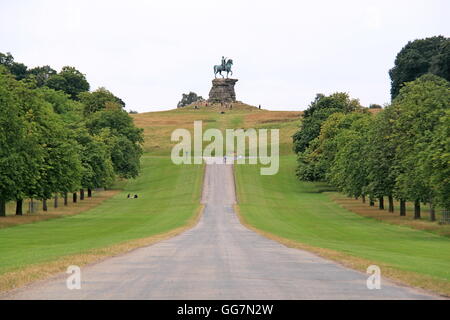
[234,155,450,297]
[0,190,121,229]
[0,204,204,294]
[0,156,204,292]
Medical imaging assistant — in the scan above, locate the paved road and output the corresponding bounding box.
[3,160,437,299]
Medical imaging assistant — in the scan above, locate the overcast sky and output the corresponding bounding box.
[1,0,448,112]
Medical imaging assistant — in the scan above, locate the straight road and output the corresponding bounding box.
[3,160,437,299]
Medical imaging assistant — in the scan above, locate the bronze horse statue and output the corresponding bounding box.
[214,59,233,78]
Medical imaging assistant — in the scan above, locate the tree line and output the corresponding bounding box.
[293,36,449,220]
[0,53,144,216]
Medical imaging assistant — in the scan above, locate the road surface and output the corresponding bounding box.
[3,160,437,299]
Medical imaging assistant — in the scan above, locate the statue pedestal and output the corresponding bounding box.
[208,78,238,103]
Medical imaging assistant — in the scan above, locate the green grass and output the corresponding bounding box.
[0,156,203,274]
[235,155,450,281]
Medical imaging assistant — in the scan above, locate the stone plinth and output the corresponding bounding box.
[208,78,238,103]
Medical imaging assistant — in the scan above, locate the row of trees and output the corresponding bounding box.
[293,75,449,220]
[293,36,449,220]
[0,53,143,216]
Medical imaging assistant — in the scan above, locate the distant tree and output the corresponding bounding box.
[369,104,382,109]
[75,128,115,193]
[293,92,363,154]
[0,52,28,80]
[296,112,368,182]
[128,110,138,114]
[9,62,28,80]
[35,119,83,211]
[328,116,371,200]
[0,52,14,66]
[27,65,57,87]
[47,66,90,99]
[37,87,80,114]
[79,87,125,115]
[177,92,203,108]
[389,36,450,99]
[86,109,144,179]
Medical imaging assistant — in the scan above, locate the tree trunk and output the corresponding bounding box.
[64,193,68,206]
[429,202,436,222]
[400,199,406,216]
[362,195,366,203]
[378,197,384,210]
[30,198,35,213]
[0,199,6,216]
[54,194,58,208]
[369,198,374,207]
[354,195,358,200]
[80,189,84,200]
[16,199,23,216]
[388,195,394,213]
[42,199,48,211]
[73,192,77,203]
[414,200,421,219]
[87,188,92,198]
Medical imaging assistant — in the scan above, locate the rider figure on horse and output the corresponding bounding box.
[221,56,227,69]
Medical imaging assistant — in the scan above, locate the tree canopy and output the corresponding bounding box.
[389,35,450,99]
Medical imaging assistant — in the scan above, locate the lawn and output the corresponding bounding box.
[235,155,450,289]
[0,156,203,275]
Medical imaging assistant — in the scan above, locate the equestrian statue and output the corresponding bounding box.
[214,56,233,78]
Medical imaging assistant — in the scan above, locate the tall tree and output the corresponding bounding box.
[328,116,371,200]
[46,66,90,100]
[85,109,143,179]
[365,107,398,212]
[389,36,450,99]
[392,74,450,219]
[79,87,125,115]
[293,92,362,154]
[27,65,57,87]
[0,67,46,215]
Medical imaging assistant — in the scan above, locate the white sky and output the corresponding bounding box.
[0,0,448,112]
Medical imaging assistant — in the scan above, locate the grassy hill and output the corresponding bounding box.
[132,103,301,156]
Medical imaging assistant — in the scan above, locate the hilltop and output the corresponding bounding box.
[131,104,302,156]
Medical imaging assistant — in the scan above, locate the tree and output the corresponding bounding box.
[296,112,368,182]
[293,93,363,154]
[419,111,450,212]
[389,36,450,99]
[85,109,144,178]
[0,67,47,215]
[392,74,450,219]
[27,65,56,87]
[31,109,83,211]
[0,52,28,80]
[78,87,125,115]
[75,128,115,194]
[177,92,203,108]
[365,107,398,212]
[328,117,371,200]
[46,66,90,99]
[37,86,83,114]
